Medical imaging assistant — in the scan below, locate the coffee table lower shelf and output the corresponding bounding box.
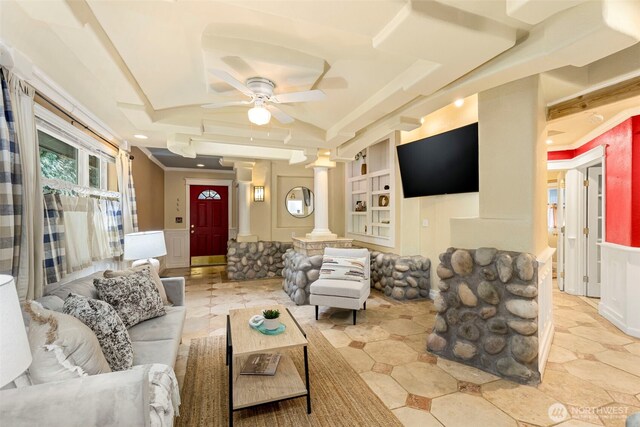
[232,353,307,409]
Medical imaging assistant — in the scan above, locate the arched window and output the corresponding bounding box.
[197,189,221,200]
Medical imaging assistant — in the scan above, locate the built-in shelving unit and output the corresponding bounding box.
[345,136,395,247]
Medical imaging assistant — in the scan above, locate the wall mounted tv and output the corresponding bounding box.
[397,122,479,198]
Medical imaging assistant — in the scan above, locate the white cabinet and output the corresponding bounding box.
[345,137,395,247]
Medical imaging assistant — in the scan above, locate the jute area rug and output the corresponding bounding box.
[176,326,403,427]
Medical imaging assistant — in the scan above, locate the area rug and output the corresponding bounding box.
[176,326,402,427]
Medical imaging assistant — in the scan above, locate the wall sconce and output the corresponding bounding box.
[254,186,265,202]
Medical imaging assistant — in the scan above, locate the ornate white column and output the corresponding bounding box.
[237,181,251,237]
[231,160,258,243]
[306,157,337,240]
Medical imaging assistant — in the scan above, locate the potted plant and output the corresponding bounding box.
[262,309,281,330]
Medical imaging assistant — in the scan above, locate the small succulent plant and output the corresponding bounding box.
[262,309,280,320]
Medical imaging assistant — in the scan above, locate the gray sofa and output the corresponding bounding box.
[0,271,186,426]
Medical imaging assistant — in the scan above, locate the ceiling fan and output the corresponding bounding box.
[202,69,326,125]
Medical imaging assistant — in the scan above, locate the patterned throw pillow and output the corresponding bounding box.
[63,294,133,371]
[104,264,170,305]
[319,256,366,281]
[24,301,111,385]
[94,269,165,328]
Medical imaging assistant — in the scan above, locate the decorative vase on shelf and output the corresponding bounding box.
[361,163,367,175]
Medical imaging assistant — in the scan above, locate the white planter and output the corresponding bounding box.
[263,318,280,330]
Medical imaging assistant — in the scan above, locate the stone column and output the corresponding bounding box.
[446,75,554,379]
[233,161,258,243]
[306,158,337,240]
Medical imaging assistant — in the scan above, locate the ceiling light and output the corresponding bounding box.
[247,101,271,126]
[546,139,553,145]
[196,163,205,167]
[134,134,148,140]
[420,118,425,124]
[454,99,464,108]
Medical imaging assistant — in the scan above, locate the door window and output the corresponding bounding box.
[197,190,221,200]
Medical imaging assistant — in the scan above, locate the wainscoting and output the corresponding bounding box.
[164,228,239,269]
[537,247,555,377]
[599,242,640,338]
[164,229,189,269]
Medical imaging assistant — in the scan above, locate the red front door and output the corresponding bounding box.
[190,185,229,258]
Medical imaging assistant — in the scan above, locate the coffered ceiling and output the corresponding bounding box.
[1,0,639,162]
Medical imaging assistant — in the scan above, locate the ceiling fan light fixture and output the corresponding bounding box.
[248,105,271,126]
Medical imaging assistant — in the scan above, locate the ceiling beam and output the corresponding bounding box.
[547,76,640,121]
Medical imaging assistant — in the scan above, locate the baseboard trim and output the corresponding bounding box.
[538,319,555,379]
[599,304,640,338]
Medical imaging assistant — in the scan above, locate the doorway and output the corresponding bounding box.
[190,185,229,266]
[553,155,604,298]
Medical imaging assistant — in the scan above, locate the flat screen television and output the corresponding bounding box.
[397,122,479,198]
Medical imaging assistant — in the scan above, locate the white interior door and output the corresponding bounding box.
[585,165,603,297]
[563,169,585,295]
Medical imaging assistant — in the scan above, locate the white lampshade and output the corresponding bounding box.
[124,231,167,261]
[0,275,32,387]
[247,105,271,126]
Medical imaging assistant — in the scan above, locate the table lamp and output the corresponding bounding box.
[0,275,32,388]
[124,231,167,272]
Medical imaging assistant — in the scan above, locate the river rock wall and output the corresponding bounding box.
[226,240,293,281]
[282,249,322,305]
[370,251,431,300]
[427,247,541,385]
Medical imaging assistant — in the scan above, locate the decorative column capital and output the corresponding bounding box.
[305,156,336,170]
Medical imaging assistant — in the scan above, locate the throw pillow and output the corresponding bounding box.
[24,301,111,385]
[94,270,165,328]
[63,293,134,371]
[318,255,367,281]
[104,264,170,305]
[103,264,172,305]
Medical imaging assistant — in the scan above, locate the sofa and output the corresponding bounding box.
[0,271,186,427]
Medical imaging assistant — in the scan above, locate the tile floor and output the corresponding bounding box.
[169,266,640,427]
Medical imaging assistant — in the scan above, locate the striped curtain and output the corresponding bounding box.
[116,149,138,235]
[0,69,22,277]
[101,198,124,258]
[42,193,66,284]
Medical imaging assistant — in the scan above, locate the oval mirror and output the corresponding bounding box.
[285,186,314,218]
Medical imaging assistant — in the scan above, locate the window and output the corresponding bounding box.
[89,155,101,188]
[38,130,78,184]
[198,190,221,200]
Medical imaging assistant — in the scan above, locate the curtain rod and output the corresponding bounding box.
[42,178,121,201]
[35,92,120,152]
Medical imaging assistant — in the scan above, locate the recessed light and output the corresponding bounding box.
[196,163,205,167]
[546,139,553,145]
[420,118,425,124]
[454,99,464,108]
[133,134,148,140]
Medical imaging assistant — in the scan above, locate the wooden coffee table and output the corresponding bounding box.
[226,305,311,426]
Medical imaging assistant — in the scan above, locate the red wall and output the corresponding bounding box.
[548,116,640,247]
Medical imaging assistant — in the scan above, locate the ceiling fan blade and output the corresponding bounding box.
[271,89,326,104]
[267,105,294,124]
[201,100,251,109]
[208,69,253,96]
